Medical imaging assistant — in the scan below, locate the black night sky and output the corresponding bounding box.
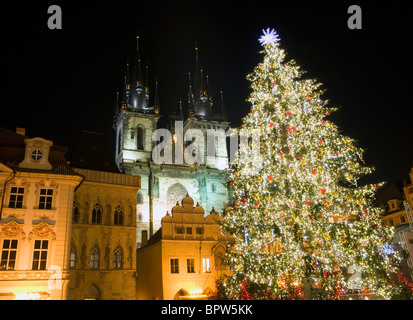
[2,2,413,185]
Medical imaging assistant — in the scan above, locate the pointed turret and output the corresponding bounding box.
[179,99,184,121]
[130,34,147,110]
[153,78,160,114]
[190,43,213,119]
[220,90,227,121]
[187,71,195,118]
[113,89,120,122]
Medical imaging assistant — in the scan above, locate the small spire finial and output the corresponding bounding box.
[195,42,199,62]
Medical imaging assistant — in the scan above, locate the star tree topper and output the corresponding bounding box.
[259,28,281,46]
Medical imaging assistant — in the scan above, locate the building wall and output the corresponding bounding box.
[135,241,162,300]
[66,168,140,300]
[0,167,82,300]
[136,195,232,300]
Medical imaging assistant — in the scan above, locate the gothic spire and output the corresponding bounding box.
[220,90,227,121]
[130,33,147,110]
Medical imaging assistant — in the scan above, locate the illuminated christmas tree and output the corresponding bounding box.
[219,29,405,300]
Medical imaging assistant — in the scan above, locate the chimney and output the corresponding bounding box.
[16,128,26,136]
[141,230,148,247]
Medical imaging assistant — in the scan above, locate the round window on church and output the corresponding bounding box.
[31,149,43,161]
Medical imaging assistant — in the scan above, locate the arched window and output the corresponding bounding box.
[137,192,143,204]
[92,203,102,224]
[70,244,77,269]
[137,126,145,151]
[89,245,100,269]
[117,130,122,155]
[114,205,124,225]
[113,246,123,269]
[73,201,80,223]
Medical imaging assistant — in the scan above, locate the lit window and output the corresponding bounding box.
[113,246,123,269]
[9,187,24,209]
[39,188,53,210]
[176,227,183,234]
[202,258,211,273]
[196,227,203,235]
[187,258,195,273]
[1,239,18,270]
[170,258,179,273]
[186,227,192,235]
[89,246,100,269]
[69,245,76,269]
[32,240,48,270]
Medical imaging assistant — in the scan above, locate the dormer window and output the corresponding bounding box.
[31,149,43,161]
[19,137,53,170]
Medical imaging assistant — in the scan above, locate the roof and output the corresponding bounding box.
[375,181,405,205]
[0,126,81,176]
[140,227,162,249]
[68,130,120,173]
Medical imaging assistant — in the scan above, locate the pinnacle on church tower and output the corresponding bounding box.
[130,34,148,110]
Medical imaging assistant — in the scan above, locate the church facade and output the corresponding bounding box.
[113,37,232,245]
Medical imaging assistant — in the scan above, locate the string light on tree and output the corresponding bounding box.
[214,28,410,300]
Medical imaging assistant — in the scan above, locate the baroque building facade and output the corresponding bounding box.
[0,127,83,300]
[136,194,233,300]
[113,38,231,246]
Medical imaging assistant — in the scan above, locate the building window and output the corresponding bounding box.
[1,239,18,270]
[73,201,80,223]
[70,245,76,269]
[137,126,145,151]
[137,192,143,204]
[114,205,124,225]
[32,240,48,270]
[89,245,100,269]
[113,246,123,269]
[389,219,394,226]
[186,227,192,235]
[196,227,203,235]
[8,187,24,209]
[176,227,183,234]
[400,216,406,223]
[39,188,53,210]
[187,258,195,273]
[170,258,179,273]
[92,203,102,224]
[211,184,216,192]
[202,258,211,273]
[31,149,43,161]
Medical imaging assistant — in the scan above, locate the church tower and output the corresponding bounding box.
[184,44,229,171]
[113,37,230,247]
[114,35,160,170]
